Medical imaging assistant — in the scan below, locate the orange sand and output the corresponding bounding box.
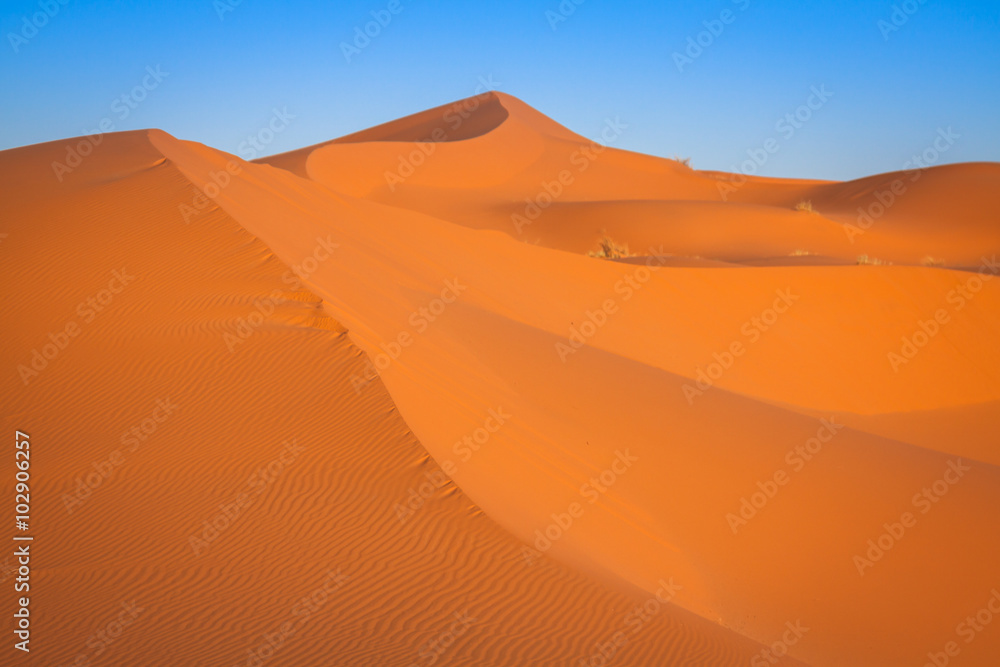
[2,92,998,665]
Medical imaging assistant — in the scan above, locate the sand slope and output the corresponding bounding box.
[2,92,999,665]
[0,131,785,665]
[137,93,1000,665]
[267,92,1000,268]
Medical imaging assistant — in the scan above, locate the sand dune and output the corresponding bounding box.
[3,92,999,665]
[271,92,999,268]
[1,130,784,666]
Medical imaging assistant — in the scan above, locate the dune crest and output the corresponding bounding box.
[147,91,1000,666]
[4,91,998,665]
[0,130,781,666]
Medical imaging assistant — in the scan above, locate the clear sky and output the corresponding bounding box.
[1,0,998,180]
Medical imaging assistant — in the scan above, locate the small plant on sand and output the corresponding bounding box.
[795,200,816,213]
[673,155,692,168]
[921,256,945,267]
[856,254,889,266]
[588,236,632,259]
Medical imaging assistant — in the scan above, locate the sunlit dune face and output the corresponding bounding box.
[2,92,998,666]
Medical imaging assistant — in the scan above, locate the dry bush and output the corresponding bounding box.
[588,236,632,259]
[856,254,889,266]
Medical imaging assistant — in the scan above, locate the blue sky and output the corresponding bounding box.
[1,0,997,180]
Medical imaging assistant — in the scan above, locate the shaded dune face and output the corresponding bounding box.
[156,93,999,666]
[0,133,785,665]
[264,93,1000,269]
[261,92,512,178]
[2,92,998,666]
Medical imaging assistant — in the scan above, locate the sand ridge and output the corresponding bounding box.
[2,91,998,665]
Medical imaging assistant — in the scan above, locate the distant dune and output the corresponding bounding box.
[2,92,998,666]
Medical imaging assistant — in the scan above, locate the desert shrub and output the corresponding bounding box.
[588,236,632,259]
